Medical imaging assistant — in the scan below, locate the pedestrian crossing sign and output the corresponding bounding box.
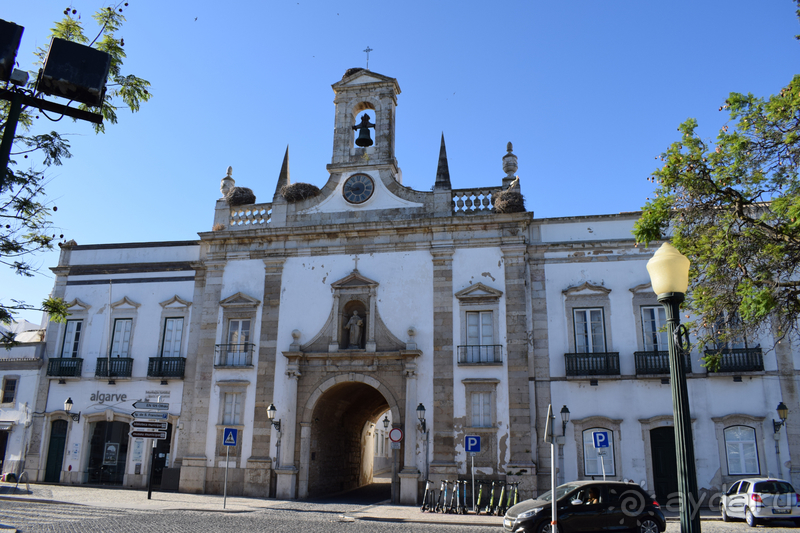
[223,427,238,446]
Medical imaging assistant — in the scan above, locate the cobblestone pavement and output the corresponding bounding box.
[1,483,799,533]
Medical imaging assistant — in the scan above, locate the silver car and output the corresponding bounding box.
[721,477,800,527]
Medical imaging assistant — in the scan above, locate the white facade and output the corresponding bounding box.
[22,69,800,508]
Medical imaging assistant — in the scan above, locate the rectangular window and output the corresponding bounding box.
[574,309,605,353]
[1,378,17,403]
[60,320,83,358]
[161,318,184,357]
[583,429,615,476]
[641,306,667,351]
[227,319,251,345]
[725,426,759,475]
[466,311,493,345]
[223,392,242,425]
[471,391,492,427]
[110,319,132,357]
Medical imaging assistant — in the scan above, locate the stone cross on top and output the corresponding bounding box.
[363,46,373,69]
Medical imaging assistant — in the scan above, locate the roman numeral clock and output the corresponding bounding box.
[342,173,375,204]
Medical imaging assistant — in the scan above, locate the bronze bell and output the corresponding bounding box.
[353,113,375,147]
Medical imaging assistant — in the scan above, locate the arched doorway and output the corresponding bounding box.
[302,380,398,499]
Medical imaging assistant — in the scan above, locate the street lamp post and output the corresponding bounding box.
[557,405,570,485]
[647,242,700,533]
[773,402,789,479]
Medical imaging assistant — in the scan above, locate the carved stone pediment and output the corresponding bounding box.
[294,269,407,354]
[65,298,91,312]
[562,281,611,297]
[455,282,503,302]
[220,291,260,308]
[111,296,140,310]
[629,282,653,295]
[160,295,192,310]
[331,271,378,290]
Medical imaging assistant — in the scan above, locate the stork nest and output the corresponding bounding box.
[282,182,321,202]
[493,190,526,213]
[225,187,256,206]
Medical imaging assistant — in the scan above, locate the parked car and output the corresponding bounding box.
[503,480,665,533]
[721,477,800,527]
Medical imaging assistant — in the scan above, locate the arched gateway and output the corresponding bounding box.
[297,374,400,498]
[279,269,423,502]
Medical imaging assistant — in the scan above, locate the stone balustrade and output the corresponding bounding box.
[229,203,272,228]
[451,187,501,214]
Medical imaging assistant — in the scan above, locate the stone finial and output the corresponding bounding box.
[502,142,518,189]
[434,133,452,190]
[220,166,235,197]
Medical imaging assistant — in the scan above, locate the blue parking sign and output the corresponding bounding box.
[223,427,238,447]
[466,435,481,453]
[592,431,609,449]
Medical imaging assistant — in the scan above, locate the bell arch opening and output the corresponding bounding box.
[304,380,395,499]
[351,104,376,148]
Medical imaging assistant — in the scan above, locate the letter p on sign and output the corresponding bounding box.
[466,435,481,453]
[592,431,609,449]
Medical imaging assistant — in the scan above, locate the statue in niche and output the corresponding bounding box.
[344,310,364,348]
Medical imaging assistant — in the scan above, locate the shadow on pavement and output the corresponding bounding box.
[306,482,391,505]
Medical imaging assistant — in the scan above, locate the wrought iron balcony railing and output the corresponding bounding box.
[565,352,620,376]
[457,345,503,365]
[47,358,83,377]
[215,343,255,367]
[634,350,692,375]
[95,357,134,378]
[705,347,764,373]
[147,357,186,378]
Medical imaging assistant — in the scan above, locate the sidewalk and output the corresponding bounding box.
[0,481,719,525]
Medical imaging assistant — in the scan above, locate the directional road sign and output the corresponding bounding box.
[132,411,169,420]
[223,428,238,447]
[466,435,481,453]
[132,401,169,410]
[132,420,168,430]
[130,430,167,439]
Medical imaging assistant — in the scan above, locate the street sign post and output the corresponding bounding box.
[466,435,481,511]
[222,428,238,509]
[132,411,169,420]
[592,431,610,480]
[132,401,169,410]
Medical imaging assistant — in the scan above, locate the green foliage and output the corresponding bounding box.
[1,2,151,326]
[634,72,800,353]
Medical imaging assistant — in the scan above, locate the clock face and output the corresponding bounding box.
[343,174,375,204]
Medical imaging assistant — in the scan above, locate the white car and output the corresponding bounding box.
[721,477,800,527]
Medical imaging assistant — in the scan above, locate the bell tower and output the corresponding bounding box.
[329,68,401,176]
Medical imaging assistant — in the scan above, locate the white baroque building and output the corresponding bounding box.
[9,68,799,506]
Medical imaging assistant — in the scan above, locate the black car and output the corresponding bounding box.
[503,480,666,533]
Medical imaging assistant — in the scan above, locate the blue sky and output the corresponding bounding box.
[2,0,798,324]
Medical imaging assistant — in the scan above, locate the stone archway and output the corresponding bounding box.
[297,374,401,499]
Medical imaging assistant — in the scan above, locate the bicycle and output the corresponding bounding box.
[421,479,435,512]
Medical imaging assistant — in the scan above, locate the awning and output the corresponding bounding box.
[0,421,14,431]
